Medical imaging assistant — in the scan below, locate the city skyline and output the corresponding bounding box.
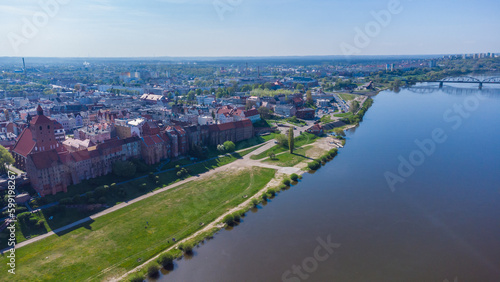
[1,0,500,57]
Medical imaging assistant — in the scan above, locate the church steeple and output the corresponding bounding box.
[36,104,44,116]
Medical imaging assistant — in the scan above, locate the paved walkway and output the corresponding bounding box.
[1,140,302,252]
[7,165,24,175]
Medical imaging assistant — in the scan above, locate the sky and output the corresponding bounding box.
[0,0,499,57]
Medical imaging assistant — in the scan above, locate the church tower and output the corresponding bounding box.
[30,105,58,152]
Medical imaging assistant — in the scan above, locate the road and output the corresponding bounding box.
[275,120,315,137]
[7,165,24,175]
[330,92,349,112]
[1,140,303,253]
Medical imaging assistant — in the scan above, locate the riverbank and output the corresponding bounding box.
[0,98,375,282]
[119,104,375,281]
[0,166,278,281]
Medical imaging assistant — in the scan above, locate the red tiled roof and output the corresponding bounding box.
[53,120,63,129]
[12,128,35,157]
[174,126,186,135]
[71,150,91,162]
[217,122,236,131]
[30,114,52,125]
[159,133,171,143]
[59,151,73,165]
[240,119,253,127]
[30,150,60,169]
[244,109,259,117]
[123,136,141,144]
[208,124,220,132]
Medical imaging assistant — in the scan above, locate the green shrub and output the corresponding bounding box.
[129,274,144,282]
[267,188,277,196]
[36,219,45,228]
[261,193,268,200]
[223,214,234,225]
[290,173,299,181]
[223,141,236,152]
[321,156,328,162]
[113,160,137,178]
[307,161,321,170]
[157,253,174,268]
[251,198,259,207]
[179,242,193,254]
[233,213,241,222]
[279,184,287,190]
[146,264,159,278]
[282,179,291,186]
[59,198,72,205]
[17,212,31,223]
[98,197,107,204]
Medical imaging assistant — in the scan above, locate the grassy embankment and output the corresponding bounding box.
[0,167,276,281]
[262,146,313,167]
[0,146,262,249]
[250,133,318,160]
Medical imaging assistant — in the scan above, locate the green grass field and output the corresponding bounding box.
[338,93,357,101]
[250,133,318,160]
[263,146,312,167]
[0,167,275,281]
[2,153,248,248]
[334,112,354,118]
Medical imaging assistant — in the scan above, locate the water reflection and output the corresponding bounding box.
[153,87,500,282]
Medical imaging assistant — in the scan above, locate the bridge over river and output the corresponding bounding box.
[423,76,500,89]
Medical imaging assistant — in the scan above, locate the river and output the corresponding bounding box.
[155,84,500,282]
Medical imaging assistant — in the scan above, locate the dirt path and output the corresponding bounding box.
[7,141,287,253]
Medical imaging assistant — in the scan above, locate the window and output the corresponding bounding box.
[39,126,42,130]
[47,125,50,129]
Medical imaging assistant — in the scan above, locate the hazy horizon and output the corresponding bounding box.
[1,0,499,57]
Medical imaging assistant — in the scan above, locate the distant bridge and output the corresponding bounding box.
[426,76,500,89]
[407,85,499,96]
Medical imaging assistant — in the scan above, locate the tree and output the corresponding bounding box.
[288,127,294,154]
[0,145,15,174]
[258,106,271,119]
[157,253,174,268]
[306,90,313,103]
[296,83,304,90]
[223,141,235,152]
[112,160,137,178]
[350,101,360,113]
[240,84,252,92]
[334,128,345,137]
[245,100,257,110]
[275,134,288,148]
[147,264,159,278]
[263,82,273,90]
[187,90,195,101]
